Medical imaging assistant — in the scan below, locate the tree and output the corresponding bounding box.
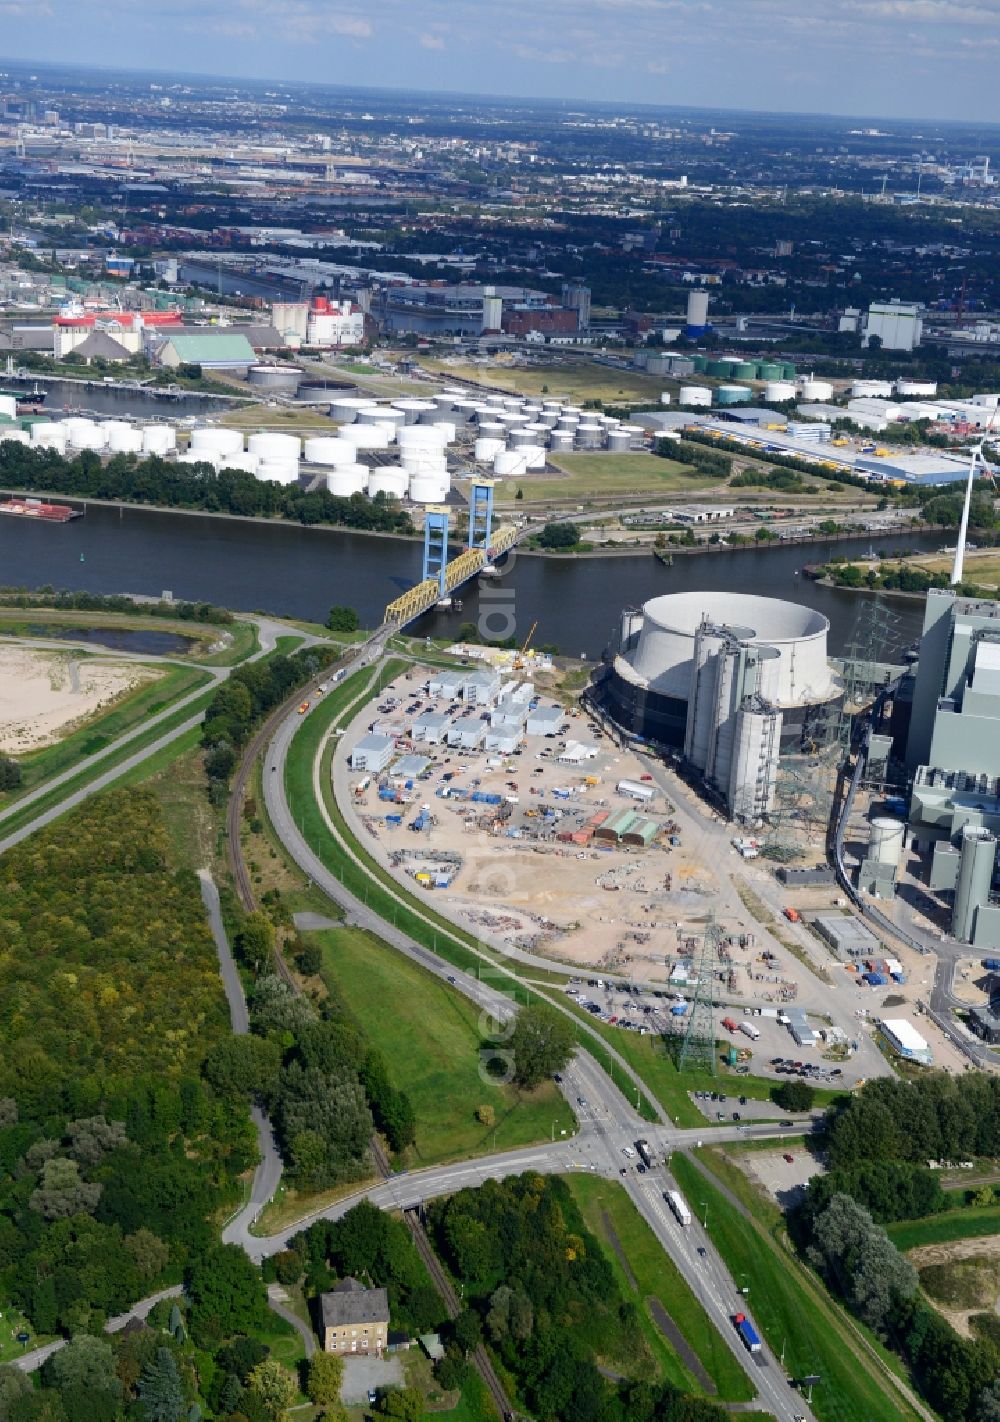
[538,522,579,549]
[0,754,22,791]
[507,1005,575,1089]
[376,1388,424,1421]
[185,1245,268,1346]
[306,1352,344,1404]
[326,606,360,633]
[137,1348,185,1422]
[978,1376,1000,1422]
[42,1334,121,1401]
[0,1366,31,1421]
[124,1228,171,1281]
[296,941,323,977]
[452,1309,482,1356]
[245,1358,296,1419]
[772,1080,815,1113]
[29,1156,102,1219]
[476,1104,495,1127]
[202,1035,282,1099]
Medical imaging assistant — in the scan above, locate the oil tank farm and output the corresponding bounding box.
[600,591,841,819]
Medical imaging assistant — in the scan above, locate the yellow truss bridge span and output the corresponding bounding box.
[384,523,520,628]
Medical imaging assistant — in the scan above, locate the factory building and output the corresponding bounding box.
[600,592,841,820]
[864,300,923,352]
[904,589,1000,948]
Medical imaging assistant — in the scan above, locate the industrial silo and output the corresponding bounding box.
[494,450,529,478]
[705,359,730,377]
[502,397,525,413]
[430,420,456,443]
[764,381,797,404]
[732,362,757,380]
[107,424,143,455]
[477,421,504,442]
[30,422,68,453]
[358,405,405,429]
[408,474,451,504]
[340,424,391,450]
[576,422,603,448]
[757,362,783,381]
[475,437,505,462]
[781,362,797,380]
[608,429,631,453]
[142,425,177,456]
[798,379,834,402]
[548,430,574,454]
[690,355,708,373]
[952,827,997,943]
[398,425,448,451]
[523,445,546,470]
[869,818,906,870]
[716,385,752,405]
[509,428,535,450]
[256,458,300,485]
[191,427,244,458]
[218,452,260,476]
[392,398,436,425]
[537,410,560,428]
[620,424,646,449]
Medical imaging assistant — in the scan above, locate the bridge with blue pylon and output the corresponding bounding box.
[384,479,521,628]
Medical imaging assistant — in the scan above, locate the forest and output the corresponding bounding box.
[0,444,413,535]
[0,790,257,1342]
[787,1075,1000,1421]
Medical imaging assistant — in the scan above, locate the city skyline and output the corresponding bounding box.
[5,0,1000,123]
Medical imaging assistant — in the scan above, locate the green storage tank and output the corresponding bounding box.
[691,355,708,372]
[705,359,729,377]
[716,384,752,405]
[733,361,757,380]
[758,361,782,380]
[782,362,797,380]
[19,414,48,428]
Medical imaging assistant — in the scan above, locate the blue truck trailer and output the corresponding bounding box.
[733,1313,762,1354]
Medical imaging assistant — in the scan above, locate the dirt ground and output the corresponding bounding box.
[0,646,160,753]
[908,1237,1000,1338]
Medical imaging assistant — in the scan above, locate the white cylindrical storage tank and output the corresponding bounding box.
[392,398,436,424]
[441,385,466,398]
[562,405,584,417]
[408,474,450,504]
[659,392,672,406]
[30,422,68,452]
[0,427,31,446]
[368,468,409,500]
[141,425,176,456]
[537,410,560,427]
[764,381,797,403]
[100,420,132,444]
[608,429,631,453]
[190,426,244,457]
[340,423,390,450]
[869,817,906,868]
[548,430,574,453]
[218,451,260,476]
[555,416,580,433]
[248,432,302,461]
[257,458,300,485]
[502,397,525,413]
[397,426,447,452]
[107,425,143,454]
[430,420,456,443]
[523,403,543,418]
[62,417,100,449]
[303,436,355,466]
[484,393,506,409]
[896,379,938,397]
[475,437,505,462]
[494,450,529,477]
[327,463,370,497]
[576,422,603,448]
[509,428,534,450]
[477,421,504,441]
[400,450,448,476]
[451,399,477,424]
[358,405,404,428]
[329,396,376,424]
[523,445,546,470]
[798,379,834,402]
[852,380,894,399]
[679,385,712,407]
[522,422,550,440]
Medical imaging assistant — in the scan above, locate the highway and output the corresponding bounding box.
[253,639,818,1421]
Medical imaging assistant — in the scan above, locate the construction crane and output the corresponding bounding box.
[514,620,538,669]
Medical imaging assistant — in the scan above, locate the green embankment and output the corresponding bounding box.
[670,1155,923,1422]
[316,923,573,1165]
[888,1204,1000,1252]
[566,1175,754,1401]
[282,675,660,1122]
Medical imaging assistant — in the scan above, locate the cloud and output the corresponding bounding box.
[420,31,445,49]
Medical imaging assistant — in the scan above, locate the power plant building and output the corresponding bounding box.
[600,592,840,820]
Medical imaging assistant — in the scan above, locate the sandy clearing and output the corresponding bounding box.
[0,646,161,754]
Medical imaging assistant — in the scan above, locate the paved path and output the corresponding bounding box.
[267,1285,316,1359]
[14,1286,184,1373]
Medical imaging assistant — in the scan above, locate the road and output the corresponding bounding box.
[14,1286,184,1374]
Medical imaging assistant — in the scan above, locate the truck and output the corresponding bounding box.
[721,1017,739,1034]
[665,1189,692,1226]
[635,1139,654,1169]
[983,959,1000,972]
[733,1313,762,1354]
[740,1022,760,1040]
[783,906,801,923]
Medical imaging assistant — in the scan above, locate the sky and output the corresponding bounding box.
[4,0,1000,123]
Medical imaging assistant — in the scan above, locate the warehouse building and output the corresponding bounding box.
[411,712,453,745]
[525,704,564,736]
[813,914,881,958]
[878,1018,933,1066]
[600,592,841,820]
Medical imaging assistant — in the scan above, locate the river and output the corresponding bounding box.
[4,376,234,420]
[0,503,938,658]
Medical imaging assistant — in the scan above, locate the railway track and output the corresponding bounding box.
[404,1210,516,1422]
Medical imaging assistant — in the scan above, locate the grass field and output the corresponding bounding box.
[566,1175,753,1400]
[671,1155,923,1422]
[888,1204,1000,1252]
[218,405,336,432]
[493,452,719,504]
[315,923,574,1166]
[909,553,1000,587]
[418,357,672,405]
